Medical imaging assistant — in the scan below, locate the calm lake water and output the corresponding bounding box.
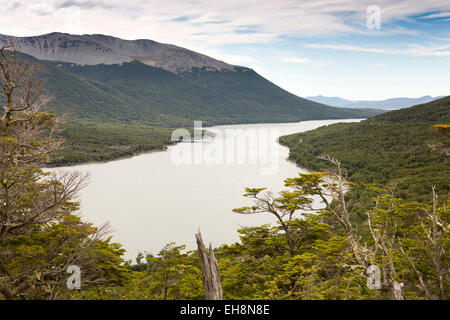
[48,119,361,260]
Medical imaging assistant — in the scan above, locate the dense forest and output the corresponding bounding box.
[0,47,448,300]
[279,96,450,204]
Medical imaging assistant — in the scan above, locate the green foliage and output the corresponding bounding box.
[80,181,448,300]
[79,243,203,300]
[0,49,129,300]
[279,96,450,203]
[48,123,175,166]
[220,170,449,300]
[143,243,203,300]
[214,213,376,300]
[3,51,447,301]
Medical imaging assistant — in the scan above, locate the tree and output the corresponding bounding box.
[233,157,449,299]
[0,45,128,299]
[145,243,203,300]
[369,185,449,299]
[233,185,314,256]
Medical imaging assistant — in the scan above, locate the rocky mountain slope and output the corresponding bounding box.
[0,32,234,73]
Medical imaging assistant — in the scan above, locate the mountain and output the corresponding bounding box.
[0,32,234,73]
[280,96,450,204]
[1,33,382,126]
[306,96,356,107]
[1,33,383,165]
[307,95,443,110]
[40,58,380,128]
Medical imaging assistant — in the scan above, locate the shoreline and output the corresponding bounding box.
[45,118,365,169]
[43,145,172,169]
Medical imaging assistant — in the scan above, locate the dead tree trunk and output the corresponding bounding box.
[391,281,405,300]
[195,231,223,300]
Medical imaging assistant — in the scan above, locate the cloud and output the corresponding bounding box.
[199,48,257,65]
[2,0,450,47]
[315,61,334,67]
[28,2,55,16]
[405,43,450,56]
[282,57,311,64]
[171,15,195,22]
[55,0,112,10]
[305,43,450,57]
[305,43,390,54]
[419,11,450,19]
[9,2,21,10]
[282,55,333,68]
[249,64,263,73]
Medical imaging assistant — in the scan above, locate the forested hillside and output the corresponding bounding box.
[279,96,450,203]
[42,58,380,127]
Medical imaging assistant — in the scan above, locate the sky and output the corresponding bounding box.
[1,0,449,100]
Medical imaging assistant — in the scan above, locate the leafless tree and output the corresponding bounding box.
[195,231,222,300]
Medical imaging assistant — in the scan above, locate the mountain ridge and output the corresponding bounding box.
[307,95,443,110]
[37,55,380,127]
[0,32,235,73]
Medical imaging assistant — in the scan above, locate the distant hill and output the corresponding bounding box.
[307,95,443,110]
[280,96,450,204]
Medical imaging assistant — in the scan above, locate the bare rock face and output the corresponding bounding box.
[0,32,235,73]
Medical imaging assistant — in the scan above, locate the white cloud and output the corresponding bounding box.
[405,43,450,56]
[419,11,450,19]
[282,55,334,68]
[305,43,390,54]
[249,64,263,73]
[197,48,257,66]
[315,61,334,67]
[28,2,55,16]
[282,57,311,64]
[305,43,450,57]
[1,0,449,46]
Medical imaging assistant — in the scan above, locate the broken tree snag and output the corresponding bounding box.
[391,281,405,300]
[195,231,223,300]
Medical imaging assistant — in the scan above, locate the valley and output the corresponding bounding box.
[1,33,382,165]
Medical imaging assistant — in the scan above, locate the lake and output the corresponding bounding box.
[48,119,361,260]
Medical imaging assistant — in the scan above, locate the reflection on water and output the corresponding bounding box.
[48,119,361,260]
